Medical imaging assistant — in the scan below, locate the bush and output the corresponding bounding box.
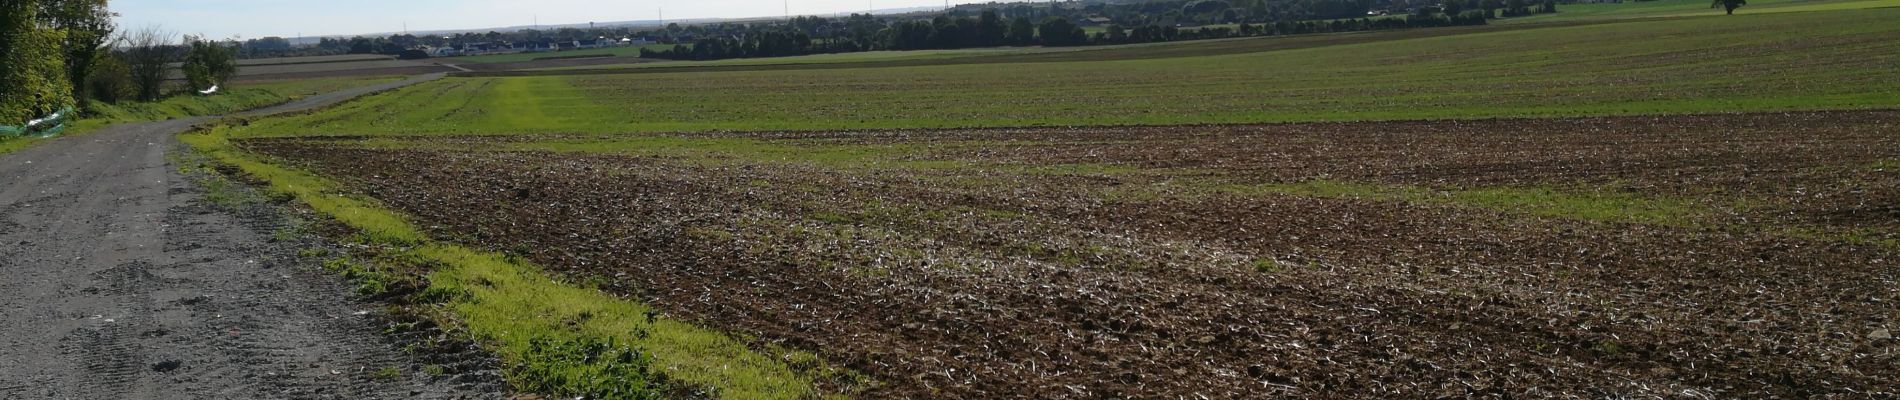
[84,52,134,105]
[0,28,73,125]
[182,39,238,92]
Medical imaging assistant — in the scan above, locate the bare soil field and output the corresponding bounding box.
[239,110,1899,398]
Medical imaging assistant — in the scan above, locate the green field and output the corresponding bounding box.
[451,44,677,64]
[1503,0,1900,23]
[236,8,1900,137]
[530,48,1040,71]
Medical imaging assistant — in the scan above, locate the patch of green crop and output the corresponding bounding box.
[1253,258,1283,274]
[1225,179,1703,225]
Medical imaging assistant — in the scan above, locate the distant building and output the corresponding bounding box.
[457,42,505,54]
[1079,16,1113,27]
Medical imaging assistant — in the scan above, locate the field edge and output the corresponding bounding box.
[178,124,866,399]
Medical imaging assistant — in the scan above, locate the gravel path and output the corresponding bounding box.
[0,74,503,399]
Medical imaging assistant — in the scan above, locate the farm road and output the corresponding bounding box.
[0,74,496,399]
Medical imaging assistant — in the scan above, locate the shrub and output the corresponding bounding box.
[84,52,134,105]
[0,28,73,125]
[182,38,238,92]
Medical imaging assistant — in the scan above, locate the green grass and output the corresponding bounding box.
[1225,179,1703,225]
[233,8,1900,137]
[182,126,845,399]
[1502,0,1900,23]
[529,48,1045,71]
[453,44,678,64]
[0,76,402,156]
[78,76,405,132]
[0,136,42,155]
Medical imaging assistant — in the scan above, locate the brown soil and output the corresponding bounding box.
[240,110,1899,398]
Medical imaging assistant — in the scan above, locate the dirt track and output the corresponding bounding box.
[0,74,503,398]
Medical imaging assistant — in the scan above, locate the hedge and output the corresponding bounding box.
[0,24,73,127]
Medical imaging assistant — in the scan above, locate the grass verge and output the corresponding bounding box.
[182,125,855,399]
[1,76,403,156]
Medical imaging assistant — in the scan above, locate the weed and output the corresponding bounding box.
[1253,258,1282,274]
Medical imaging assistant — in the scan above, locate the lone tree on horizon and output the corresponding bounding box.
[1713,0,1746,14]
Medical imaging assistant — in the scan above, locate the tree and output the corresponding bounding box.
[183,36,238,92]
[3,0,76,124]
[1037,17,1088,47]
[1006,16,1036,46]
[1712,0,1745,14]
[1183,0,1233,15]
[123,26,179,101]
[347,37,374,54]
[976,10,1005,46]
[36,0,114,104]
[85,51,132,103]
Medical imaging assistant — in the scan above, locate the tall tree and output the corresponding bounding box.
[976,9,1005,46]
[1005,16,1036,46]
[122,26,178,101]
[1037,17,1087,47]
[1712,0,1745,14]
[36,0,115,104]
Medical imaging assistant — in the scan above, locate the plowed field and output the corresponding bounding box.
[239,110,1899,398]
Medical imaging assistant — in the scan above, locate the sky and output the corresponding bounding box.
[112,0,995,39]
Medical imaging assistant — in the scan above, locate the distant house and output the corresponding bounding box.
[457,42,505,54]
[515,41,553,52]
[1079,16,1113,27]
[582,38,617,48]
[432,47,461,57]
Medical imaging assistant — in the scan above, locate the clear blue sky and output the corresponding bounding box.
[113,0,993,39]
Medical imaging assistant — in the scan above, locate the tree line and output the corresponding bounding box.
[1,0,239,128]
[638,2,1531,62]
[225,0,1560,62]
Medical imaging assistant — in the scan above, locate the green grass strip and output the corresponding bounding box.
[182,126,840,400]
